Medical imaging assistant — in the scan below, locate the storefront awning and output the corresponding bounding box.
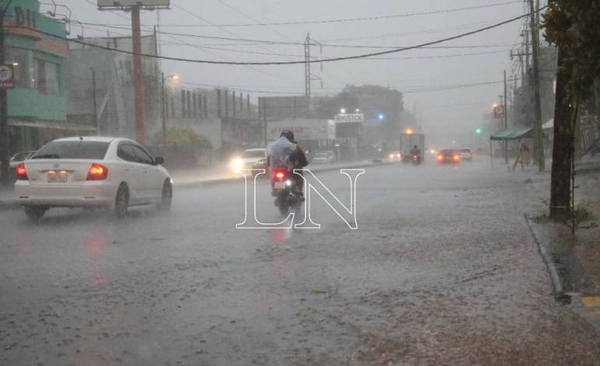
[9,120,97,131]
[489,126,533,141]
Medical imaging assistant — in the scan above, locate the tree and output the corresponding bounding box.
[542,0,600,219]
[152,127,212,168]
[313,92,360,119]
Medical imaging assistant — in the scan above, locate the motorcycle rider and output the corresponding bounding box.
[410,144,422,162]
[267,130,309,199]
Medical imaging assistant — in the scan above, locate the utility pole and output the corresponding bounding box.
[529,0,544,171]
[91,68,98,136]
[131,4,145,144]
[0,0,13,187]
[261,97,267,147]
[504,70,509,164]
[304,33,311,100]
[161,72,166,146]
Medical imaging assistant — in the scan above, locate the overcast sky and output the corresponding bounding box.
[50,0,544,147]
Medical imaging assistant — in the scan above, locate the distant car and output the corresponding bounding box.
[457,148,473,161]
[388,151,401,162]
[436,149,461,164]
[9,150,36,169]
[312,151,336,164]
[14,137,172,221]
[230,148,268,175]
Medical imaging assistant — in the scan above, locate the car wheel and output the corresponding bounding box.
[158,180,173,211]
[114,183,129,218]
[24,206,47,222]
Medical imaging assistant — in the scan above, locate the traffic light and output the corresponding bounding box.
[475,128,482,134]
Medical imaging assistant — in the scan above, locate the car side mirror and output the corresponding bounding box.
[155,156,165,165]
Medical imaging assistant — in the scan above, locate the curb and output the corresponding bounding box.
[173,161,393,190]
[524,214,571,304]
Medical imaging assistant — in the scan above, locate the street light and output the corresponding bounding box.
[161,73,179,146]
[340,108,346,114]
[378,113,385,121]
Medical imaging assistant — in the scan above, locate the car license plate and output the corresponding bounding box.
[274,182,286,189]
[47,170,68,183]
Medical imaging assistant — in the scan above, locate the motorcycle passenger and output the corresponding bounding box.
[267,130,309,199]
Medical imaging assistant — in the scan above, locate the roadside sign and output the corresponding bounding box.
[0,64,15,90]
[493,105,505,119]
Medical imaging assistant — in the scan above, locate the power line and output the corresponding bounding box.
[44,11,534,66]
[91,1,522,28]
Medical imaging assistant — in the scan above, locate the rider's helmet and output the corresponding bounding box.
[413,145,418,150]
[280,130,295,142]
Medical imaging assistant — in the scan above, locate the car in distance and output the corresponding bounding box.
[436,149,461,164]
[312,151,336,164]
[457,148,473,161]
[388,150,402,162]
[9,150,37,169]
[14,137,172,221]
[231,148,267,175]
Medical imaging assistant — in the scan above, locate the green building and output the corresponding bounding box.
[3,0,89,153]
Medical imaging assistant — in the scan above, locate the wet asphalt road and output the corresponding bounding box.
[1,158,600,366]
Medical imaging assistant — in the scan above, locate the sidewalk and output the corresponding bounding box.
[0,160,387,210]
[525,163,600,331]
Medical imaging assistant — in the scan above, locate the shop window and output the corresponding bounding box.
[36,60,59,95]
[5,48,34,88]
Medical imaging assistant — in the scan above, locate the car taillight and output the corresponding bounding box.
[437,155,443,161]
[15,163,28,180]
[453,155,460,161]
[87,163,108,181]
[272,169,287,181]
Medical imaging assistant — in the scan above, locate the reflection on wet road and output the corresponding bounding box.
[1,159,599,365]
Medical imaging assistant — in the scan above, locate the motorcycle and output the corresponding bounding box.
[271,167,303,215]
[411,153,422,165]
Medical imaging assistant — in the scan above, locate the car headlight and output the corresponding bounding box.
[231,159,243,173]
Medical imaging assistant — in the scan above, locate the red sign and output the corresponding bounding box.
[0,65,15,89]
[493,105,505,119]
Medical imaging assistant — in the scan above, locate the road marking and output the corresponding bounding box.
[581,297,600,308]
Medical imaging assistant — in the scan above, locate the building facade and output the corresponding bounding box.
[3,0,74,153]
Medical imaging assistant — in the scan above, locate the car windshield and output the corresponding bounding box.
[242,150,265,158]
[32,141,110,160]
[459,149,471,153]
[315,153,328,158]
[440,150,455,154]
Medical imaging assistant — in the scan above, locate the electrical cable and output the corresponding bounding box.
[86,1,523,28]
[23,10,538,66]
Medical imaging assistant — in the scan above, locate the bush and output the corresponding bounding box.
[152,128,212,168]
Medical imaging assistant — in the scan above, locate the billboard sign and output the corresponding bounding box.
[98,0,170,7]
[0,65,15,90]
[267,119,330,141]
[335,113,364,123]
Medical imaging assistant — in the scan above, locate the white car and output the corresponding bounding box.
[312,151,336,164]
[230,148,267,175]
[14,137,172,221]
[457,148,473,161]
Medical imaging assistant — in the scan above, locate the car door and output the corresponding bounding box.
[117,142,145,203]
[130,144,163,199]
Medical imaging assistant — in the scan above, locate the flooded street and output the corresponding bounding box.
[1,159,600,366]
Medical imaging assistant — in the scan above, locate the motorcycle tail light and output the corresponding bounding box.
[272,169,288,181]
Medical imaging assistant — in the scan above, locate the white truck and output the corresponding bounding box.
[400,133,425,163]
